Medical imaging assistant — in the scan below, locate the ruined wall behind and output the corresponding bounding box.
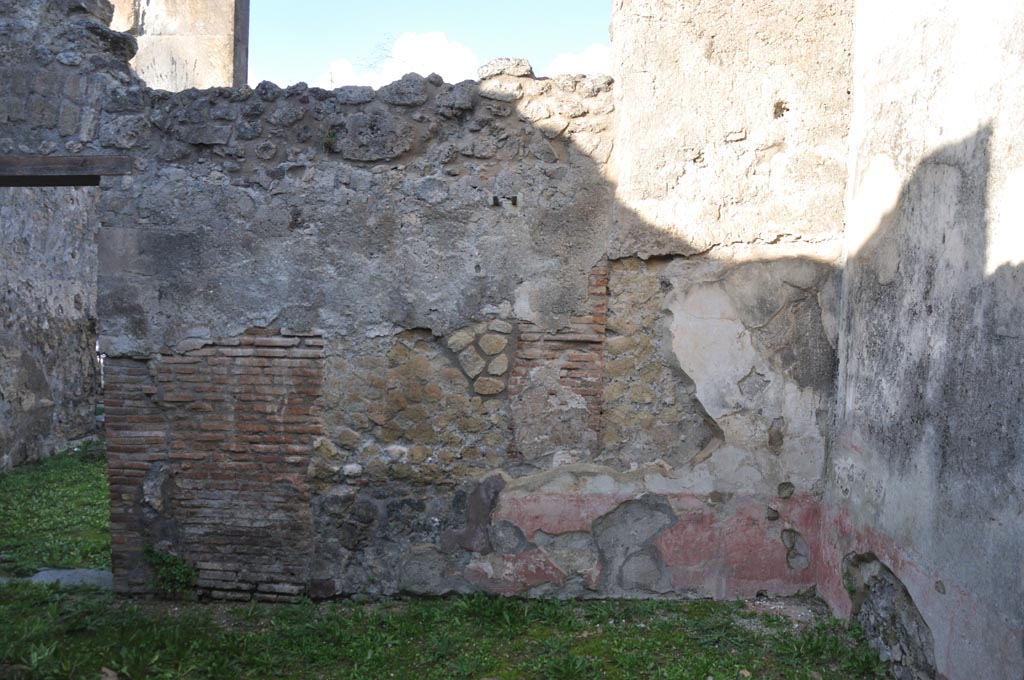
[822,2,1024,678]
[0,0,136,469]
[93,61,634,597]
[0,187,99,470]
[111,0,247,90]
[68,0,850,601]
[610,0,852,258]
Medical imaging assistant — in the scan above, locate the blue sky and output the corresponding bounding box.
[248,0,612,88]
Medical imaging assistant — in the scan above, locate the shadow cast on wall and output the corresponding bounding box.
[2,2,1021,678]
[823,125,1023,680]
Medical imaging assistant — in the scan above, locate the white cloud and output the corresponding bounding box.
[314,32,480,89]
[540,43,612,77]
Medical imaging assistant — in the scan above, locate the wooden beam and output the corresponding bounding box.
[0,156,134,177]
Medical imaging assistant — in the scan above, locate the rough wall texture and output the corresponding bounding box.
[90,55,626,596]
[3,0,846,603]
[0,187,99,470]
[602,0,852,598]
[84,0,845,603]
[5,2,1023,677]
[105,329,322,599]
[0,0,118,470]
[821,2,1024,677]
[110,0,246,90]
[0,0,137,155]
[610,0,852,258]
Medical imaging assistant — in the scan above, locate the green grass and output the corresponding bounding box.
[0,443,111,577]
[0,585,890,680]
[0,445,890,679]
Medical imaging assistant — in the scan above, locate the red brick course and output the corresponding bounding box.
[509,265,608,435]
[105,329,324,600]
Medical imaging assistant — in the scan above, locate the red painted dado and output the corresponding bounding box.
[493,490,823,598]
[656,494,821,598]
[492,492,636,539]
[464,549,567,595]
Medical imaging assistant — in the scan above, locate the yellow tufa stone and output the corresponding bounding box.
[474,376,506,395]
[487,354,509,375]
[446,327,476,352]
[478,333,508,355]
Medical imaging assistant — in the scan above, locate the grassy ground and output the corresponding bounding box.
[0,584,889,680]
[0,445,890,679]
[0,443,110,577]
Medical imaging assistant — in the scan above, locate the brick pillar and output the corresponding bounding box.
[105,329,324,600]
[105,357,167,594]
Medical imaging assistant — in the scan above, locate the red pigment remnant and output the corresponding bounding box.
[464,549,566,595]
[491,493,634,539]
[815,502,910,618]
[655,494,821,598]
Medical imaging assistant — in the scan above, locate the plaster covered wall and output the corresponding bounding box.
[111,0,247,90]
[822,2,1024,677]
[610,0,852,258]
[601,0,853,595]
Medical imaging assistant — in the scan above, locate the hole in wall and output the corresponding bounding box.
[773,100,789,119]
[842,552,936,680]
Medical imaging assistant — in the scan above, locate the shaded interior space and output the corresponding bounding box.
[1,1,1021,678]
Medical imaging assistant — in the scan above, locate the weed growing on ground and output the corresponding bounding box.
[0,448,110,577]
[0,583,891,680]
[142,547,197,598]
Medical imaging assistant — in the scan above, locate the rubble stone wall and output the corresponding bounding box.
[4,2,1022,677]
[0,0,134,470]
[0,187,99,470]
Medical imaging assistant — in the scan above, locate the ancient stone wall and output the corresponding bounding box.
[84,0,850,599]
[4,0,844,602]
[0,187,99,470]
[4,2,1022,677]
[89,53,627,596]
[105,329,322,599]
[0,0,131,469]
[821,1,1024,677]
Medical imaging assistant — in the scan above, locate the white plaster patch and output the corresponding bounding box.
[847,153,901,257]
[987,165,1024,274]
